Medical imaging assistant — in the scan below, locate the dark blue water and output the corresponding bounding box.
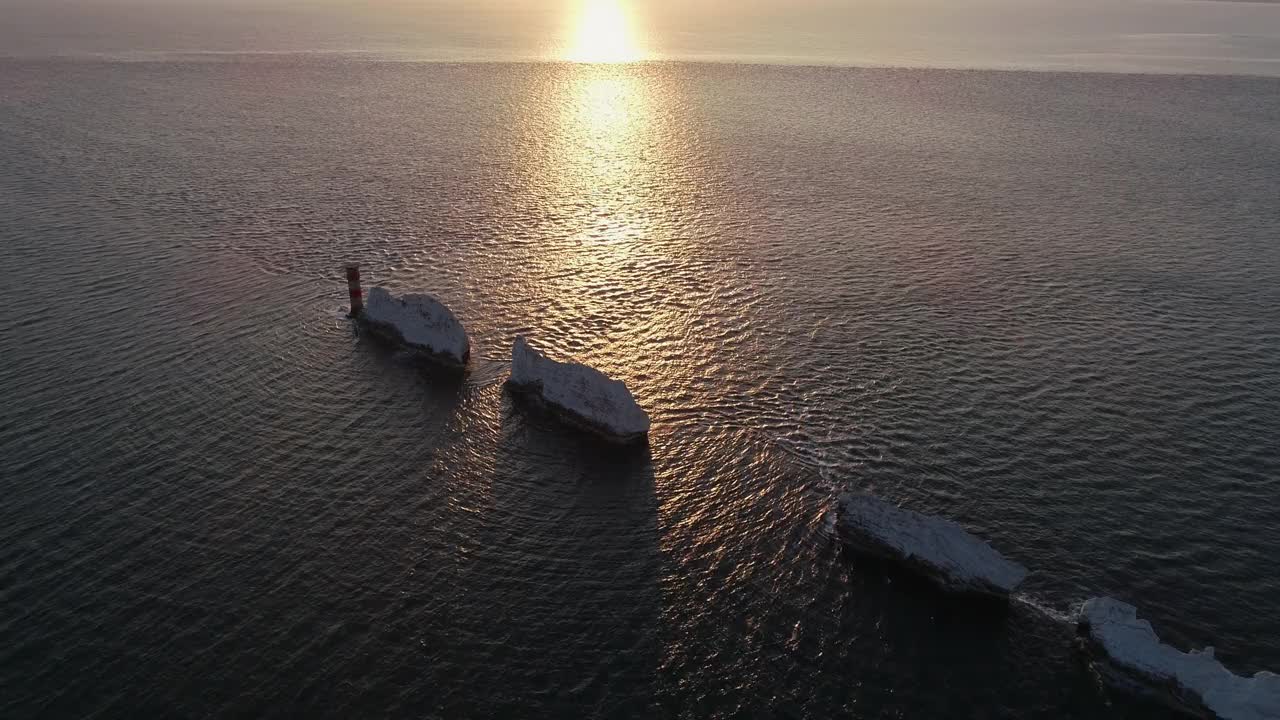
[1,59,1278,718]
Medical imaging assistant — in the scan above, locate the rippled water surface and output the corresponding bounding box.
[2,60,1279,718]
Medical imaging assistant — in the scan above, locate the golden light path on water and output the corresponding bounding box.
[518,55,732,411]
[542,64,677,377]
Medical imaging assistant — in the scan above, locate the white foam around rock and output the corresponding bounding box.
[1080,597,1280,720]
[509,336,650,443]
[837,493,1027,597]
[363,287,470,366]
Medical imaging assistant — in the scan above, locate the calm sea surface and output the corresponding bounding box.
[1,59,1279,718]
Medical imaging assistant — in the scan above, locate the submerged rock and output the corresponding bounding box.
[361,287,470,368]
[1078,597,1280,720]
[837,493,1027,599]
[506,336,650,444]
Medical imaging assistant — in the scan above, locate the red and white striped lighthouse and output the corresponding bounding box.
[345,264,364,316]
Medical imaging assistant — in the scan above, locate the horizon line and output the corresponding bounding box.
[4,50,1280,80]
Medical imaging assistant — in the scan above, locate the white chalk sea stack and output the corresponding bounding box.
[507,336,650,444]
[837,493,1028,599]
[1078,597,1280,720]
[361,287,470,368]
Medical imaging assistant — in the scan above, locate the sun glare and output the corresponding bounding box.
[566,0,642,63]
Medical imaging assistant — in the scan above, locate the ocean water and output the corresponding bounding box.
[1,59,1279,718]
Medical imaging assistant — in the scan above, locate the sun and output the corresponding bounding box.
[566,0,642,63]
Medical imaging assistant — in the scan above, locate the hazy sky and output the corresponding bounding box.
[3,0,1280,74]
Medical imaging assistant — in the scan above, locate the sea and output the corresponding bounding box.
[2,51,1279,718]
